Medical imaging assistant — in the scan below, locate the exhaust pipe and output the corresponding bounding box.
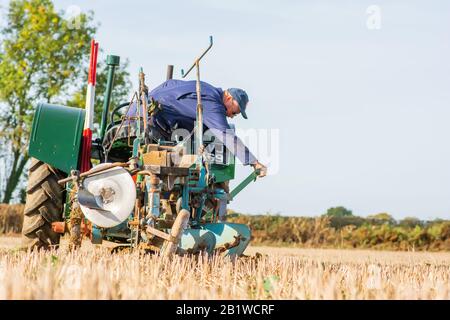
[166,64,174,80]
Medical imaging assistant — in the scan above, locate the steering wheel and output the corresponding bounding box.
[106,102,130,131]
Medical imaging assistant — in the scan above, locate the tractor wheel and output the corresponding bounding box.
[21,158,66,250]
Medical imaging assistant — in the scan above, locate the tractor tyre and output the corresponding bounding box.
[21,158,66,250]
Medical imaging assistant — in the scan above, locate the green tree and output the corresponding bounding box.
[66,58,132,125]
[325,206,353,217]
[0,0,131,203]
[399,216,422,228]
[368,212,396,224]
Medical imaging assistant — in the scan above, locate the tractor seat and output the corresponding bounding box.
[102,120,168,152]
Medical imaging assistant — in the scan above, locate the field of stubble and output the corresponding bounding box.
[0,235,449,300]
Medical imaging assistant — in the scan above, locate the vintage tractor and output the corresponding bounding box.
[22,37,261,257]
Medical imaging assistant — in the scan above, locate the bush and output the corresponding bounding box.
[229,212,450,251]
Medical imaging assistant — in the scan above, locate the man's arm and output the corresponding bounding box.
[201,106,254,162]
[209,127,267,177]
[208,127,257,165]
[203,108,267,177]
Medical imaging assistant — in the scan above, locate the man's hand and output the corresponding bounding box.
[252,161,267,178]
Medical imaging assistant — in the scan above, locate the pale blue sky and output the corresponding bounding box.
[2,1,450,219]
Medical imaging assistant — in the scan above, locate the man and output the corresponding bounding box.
[147,79,267,177]
[145,79,267,222]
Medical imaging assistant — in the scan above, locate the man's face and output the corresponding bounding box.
[223,91,241,118]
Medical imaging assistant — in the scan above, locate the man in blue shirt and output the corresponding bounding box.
[148,79,267,177]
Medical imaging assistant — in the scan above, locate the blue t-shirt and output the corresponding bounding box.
[149,79,257,165]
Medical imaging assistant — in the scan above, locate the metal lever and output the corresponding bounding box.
[180,36,214,169]
[181,36,213,78]
[228,169,260,201]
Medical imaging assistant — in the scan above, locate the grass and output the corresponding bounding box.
[1,204,448,299]
[0,236,449,300]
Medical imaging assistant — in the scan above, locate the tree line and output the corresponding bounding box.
[228,207,450,251]
[1,204,448,250]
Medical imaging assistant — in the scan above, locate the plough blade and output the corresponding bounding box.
[178,223,251,258]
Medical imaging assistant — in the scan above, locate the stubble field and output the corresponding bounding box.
[0,235,449,300]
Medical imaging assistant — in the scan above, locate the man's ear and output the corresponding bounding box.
[223,92,229,103]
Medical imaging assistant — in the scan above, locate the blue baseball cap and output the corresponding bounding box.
[227,88,249,119]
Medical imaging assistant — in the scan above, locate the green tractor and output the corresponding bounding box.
[22,37,260,257]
